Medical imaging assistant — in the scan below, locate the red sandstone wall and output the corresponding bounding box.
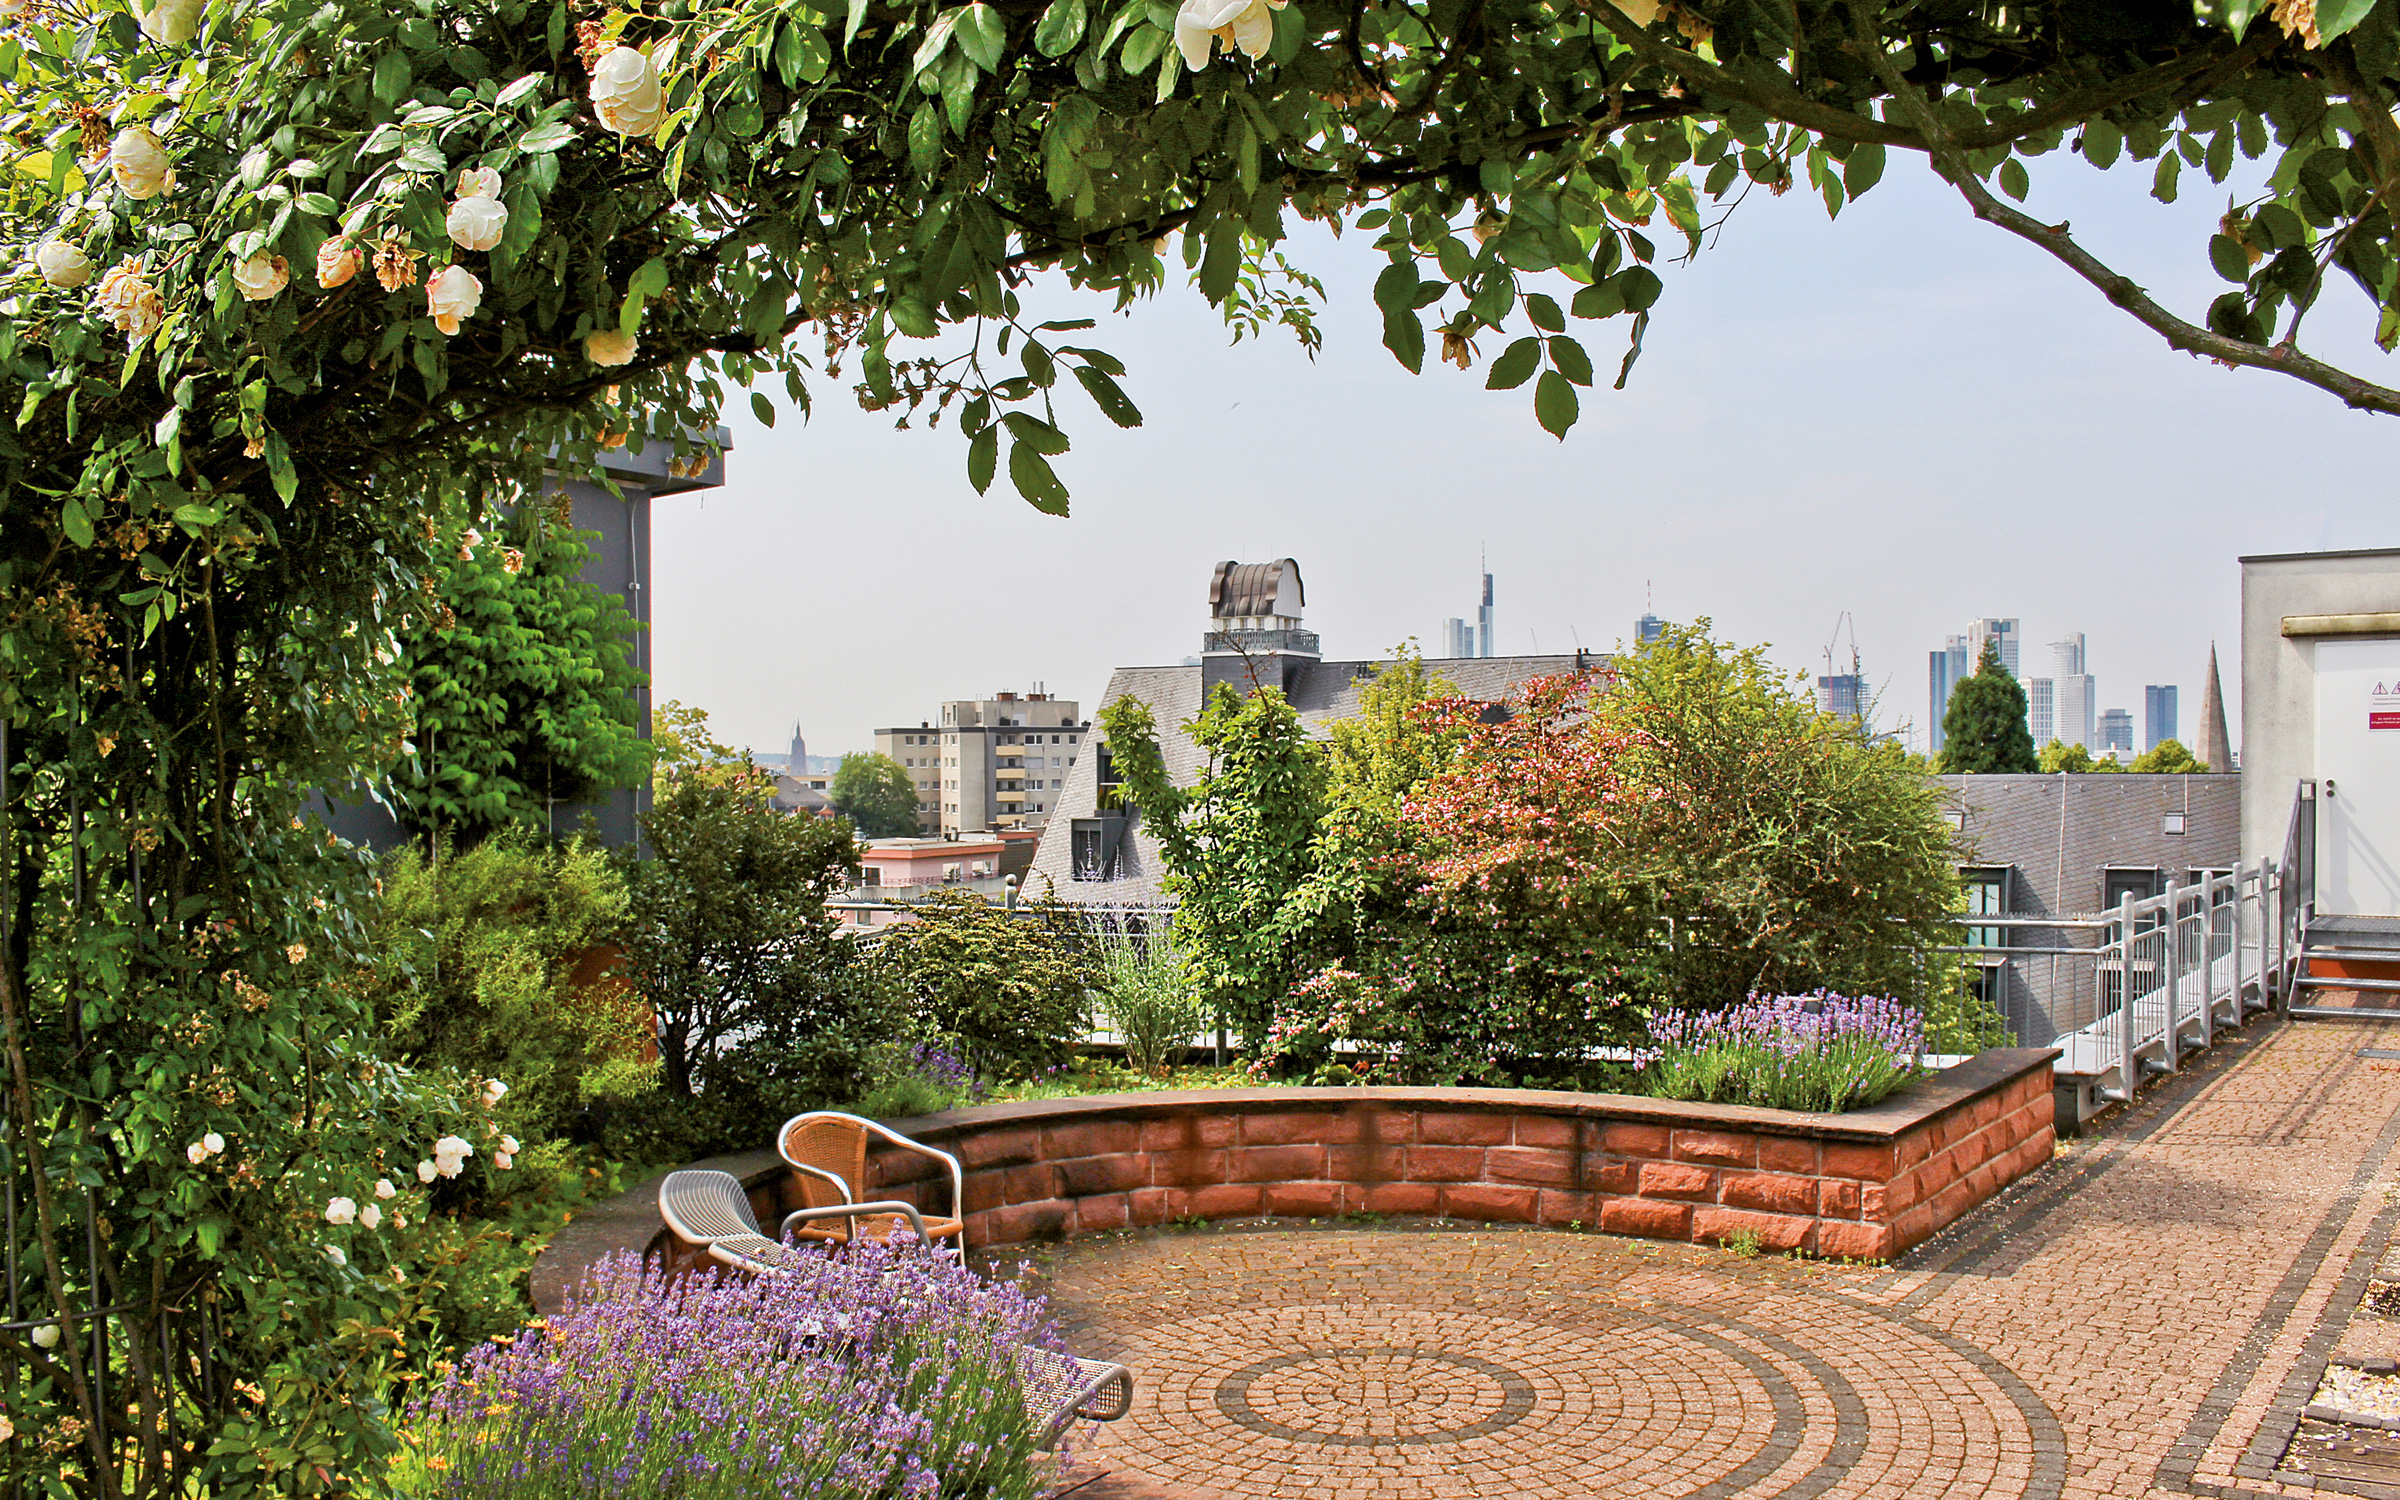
[854,1059,2056,1262]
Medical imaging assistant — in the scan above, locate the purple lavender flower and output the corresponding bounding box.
[1639,990,1927,1112]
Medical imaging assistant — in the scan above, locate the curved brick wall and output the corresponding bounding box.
[533,1049,2057,1314]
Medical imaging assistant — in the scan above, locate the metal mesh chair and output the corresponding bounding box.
[778,1111,967,1251]
[655,1171,1131,1450]
[657,1169,930,1278]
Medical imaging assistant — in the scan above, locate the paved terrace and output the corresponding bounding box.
[1003,1017,2400,1500]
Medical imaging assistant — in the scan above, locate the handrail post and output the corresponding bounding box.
[2116,891,2138,1097]
[2198,875,2217,1048]
[2160,877,2182,1072]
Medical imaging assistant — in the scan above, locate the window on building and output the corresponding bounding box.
[1068,734,1079,744]
[2103,867,2161,910]
[1960,867,2006,948]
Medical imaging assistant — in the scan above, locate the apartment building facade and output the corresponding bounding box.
[874,691,1086,836]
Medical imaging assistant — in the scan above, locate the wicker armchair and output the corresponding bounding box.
[778,1111,967,1252]
[654,1169,1130,1451]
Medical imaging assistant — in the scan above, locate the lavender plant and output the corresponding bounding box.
[401,1246,1064,1500]
[1637,992,1928,1113]
[856,1039,991,1120]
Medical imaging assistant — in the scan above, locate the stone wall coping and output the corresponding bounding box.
[879,1047,2060,1146]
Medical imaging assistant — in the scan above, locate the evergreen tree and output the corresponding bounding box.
[1939,642,2039,774]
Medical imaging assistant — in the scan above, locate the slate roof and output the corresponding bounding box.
[1026,655,1595,904]
[1935,772,2242,920]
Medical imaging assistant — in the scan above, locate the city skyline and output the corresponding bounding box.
[652,156,2377,760]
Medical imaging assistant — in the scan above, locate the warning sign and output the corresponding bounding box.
[2374,679,2400,730]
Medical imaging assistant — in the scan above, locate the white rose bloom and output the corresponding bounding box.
[324,1196,357,1225]
[0,1415,11,1444]
[434,1154,464,1178]
[358,1203,383,1230]
[324,1245,348,1268]
[186,1141,209,1165]
[445,195,508,253]
[139,0,203,45]
[416,1159,438,1183]
[31,1324,59,1349]
[585,328,638,367]
[35,240,92,289]
[203,1132,224,1154]
[374,1178,397,1200]
[434,1134,474,1159]
[457,167,503,200]
[484,1078,509,1105]
[499,1135,520,1154]
[109,127,174,200]
[493,1151,513,1171]
[232,253,290,302]
[1174,0,1284,69]
[589,48,663,137]
[425,264,482,334]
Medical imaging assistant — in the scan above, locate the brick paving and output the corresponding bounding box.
[1004,1017,2400,1499]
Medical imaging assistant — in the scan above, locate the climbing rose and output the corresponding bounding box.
[324,1197,357,1225]
[426,264,482,334]
[589,47,663,136]
[315,238,358,289]
[374,1178,397,1200]
[109,126,173,199]
[434,1134,474,1160]
[232,253,289,302]
[30,1325,57,1350]
[94,259,165,342]
[358,1203,383,1230]
[416,1159,438,1183]
[493,1151,514,1170]
[484,1077,509,1105]
[446,195,508,252]
[324,1245,347,1268]
[457,166,502,200]
[585,327,638,366]
[186,1141,209,1165]
[1174,0,1284,69]
[34,240,91,289]
[203,1131,223,1154]
[139,0,202,44]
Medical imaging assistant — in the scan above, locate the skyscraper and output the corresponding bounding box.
[2050,633,2095,750]
[1969,618,2021,678]
[2098,708,2134,755]
[1928,635,1970,752]
[2145,684,2178,751]
[1636,613,1667,645]
[2026,679,2056,746]
[1442,618,1476,658]
[1476,568,1495,659]
[1816,675,1865,719]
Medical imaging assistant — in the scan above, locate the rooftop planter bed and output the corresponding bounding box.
[535,1049,2057,1313]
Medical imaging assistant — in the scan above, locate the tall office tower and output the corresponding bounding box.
[1476,568,1495,658]
[1442,618,1476,658]
[2145,684,2179,751]
[1927,634,1971,752]
[2097,709,2135,755]
[2026,679,2057,745]
[2048,633,2094,749]
[1636,613,1667,645]
[1968,618,2022,677]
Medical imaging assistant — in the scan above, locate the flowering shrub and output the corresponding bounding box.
[403,1247,1063,1500]
[1637,992,1927,1113]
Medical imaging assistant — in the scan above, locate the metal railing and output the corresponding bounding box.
[1939,857,2290,1103]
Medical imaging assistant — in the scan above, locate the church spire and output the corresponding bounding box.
[2198,644,2234,772]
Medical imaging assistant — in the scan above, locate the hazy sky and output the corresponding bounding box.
[652,148,2397,762]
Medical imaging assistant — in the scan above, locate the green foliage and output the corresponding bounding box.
[874,890,1094,1078]
[831,751,923,838]
[363,831,644,1146]
[2037,738,2116,773]
[2129,737,2211,773]
[1099,684,1330,1044]
[621,762,865,1099]
[1939,643,2039,774]
[392,513,650,844]
[1094,924,1210,1073]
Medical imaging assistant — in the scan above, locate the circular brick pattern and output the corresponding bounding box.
[1028,1226,2057,1499]
[1217,1347,1536,1445]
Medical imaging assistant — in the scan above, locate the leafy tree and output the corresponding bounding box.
[2130,737,2212,773]
[2037,739,2114,773]
[875,890,1094,1078]
[1939,643,2039,774]
[620,763,863,1097]
[832,751,923,837]
[1099,684,1330,1043]
[393,511,650,844]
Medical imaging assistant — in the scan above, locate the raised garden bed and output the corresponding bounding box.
[533,1048,2058,1315]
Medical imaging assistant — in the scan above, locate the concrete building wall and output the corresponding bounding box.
[2238,548,2400,864]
